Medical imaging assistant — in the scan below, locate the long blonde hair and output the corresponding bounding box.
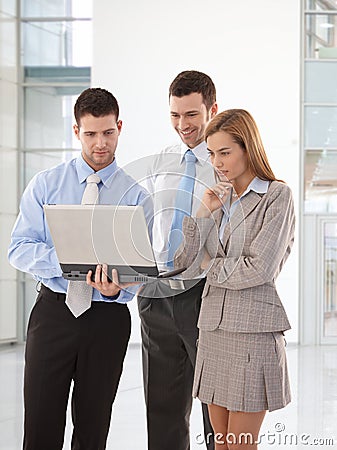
[205,109,281,182]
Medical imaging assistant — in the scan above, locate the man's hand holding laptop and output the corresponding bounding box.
[86,263,139,297]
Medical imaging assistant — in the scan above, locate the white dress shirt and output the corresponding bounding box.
[143,141,215,273]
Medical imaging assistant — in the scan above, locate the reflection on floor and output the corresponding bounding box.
[324,312,337,337]
[0,343,336,449]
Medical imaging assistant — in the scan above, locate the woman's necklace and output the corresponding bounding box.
[232,188,245,198]
[231,176,254,199]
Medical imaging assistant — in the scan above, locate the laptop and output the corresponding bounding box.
[43,204,186,283]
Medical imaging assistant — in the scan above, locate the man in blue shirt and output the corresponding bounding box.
[8,88,151,450]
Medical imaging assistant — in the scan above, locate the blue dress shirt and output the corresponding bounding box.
[8,155,152,303]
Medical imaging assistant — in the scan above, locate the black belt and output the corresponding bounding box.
[40,284,66,300]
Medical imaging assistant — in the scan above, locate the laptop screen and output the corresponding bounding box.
[43,204,159,282]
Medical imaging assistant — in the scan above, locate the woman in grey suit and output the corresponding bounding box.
[175,109,295,449]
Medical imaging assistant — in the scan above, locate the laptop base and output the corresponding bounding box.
[61,264,186,284]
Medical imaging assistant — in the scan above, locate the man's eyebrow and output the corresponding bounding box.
[84,127,116,133]
[170,109,200,114]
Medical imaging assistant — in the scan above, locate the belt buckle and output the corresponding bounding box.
[168,279,185,290]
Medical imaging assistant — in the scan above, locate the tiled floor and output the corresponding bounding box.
[0,343,337,449]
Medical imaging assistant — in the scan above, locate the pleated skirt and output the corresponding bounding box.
[193,329,291,412]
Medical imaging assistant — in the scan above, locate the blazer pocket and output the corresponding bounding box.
[198,284,225,331]
[240,284,282,307]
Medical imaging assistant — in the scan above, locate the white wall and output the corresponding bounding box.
[92,0,301,343]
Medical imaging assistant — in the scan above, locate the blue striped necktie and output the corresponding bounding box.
[167,150,197,268]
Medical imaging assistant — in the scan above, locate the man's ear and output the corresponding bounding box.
[210,102,218,119]
[73,123,80,139]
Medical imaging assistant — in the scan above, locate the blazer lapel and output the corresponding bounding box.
[221,191,263,249]
[209,209,226,256]
[214,208,223,228]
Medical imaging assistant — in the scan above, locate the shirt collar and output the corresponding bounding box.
[76,154,118,187]
[222,177,269,213]
[240,177,270,198]
[179,141,210,166]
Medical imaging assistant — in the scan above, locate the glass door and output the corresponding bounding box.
[302,0,337,345]
[320,217,337,343]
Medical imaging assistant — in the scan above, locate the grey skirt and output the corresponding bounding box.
[193,329,291,412]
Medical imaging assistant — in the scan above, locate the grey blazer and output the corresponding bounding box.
[175,181,295,333]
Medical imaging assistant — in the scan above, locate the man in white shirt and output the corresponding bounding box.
[138,71,218,450]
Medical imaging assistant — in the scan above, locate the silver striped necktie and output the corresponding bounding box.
[65,173,101,317]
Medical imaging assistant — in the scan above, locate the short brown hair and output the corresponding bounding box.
[169,70,216,110]
[205,109,279,181]
[74,87,119,126]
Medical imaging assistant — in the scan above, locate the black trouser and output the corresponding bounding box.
[138,279,214,450]
[23,285,131,450]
